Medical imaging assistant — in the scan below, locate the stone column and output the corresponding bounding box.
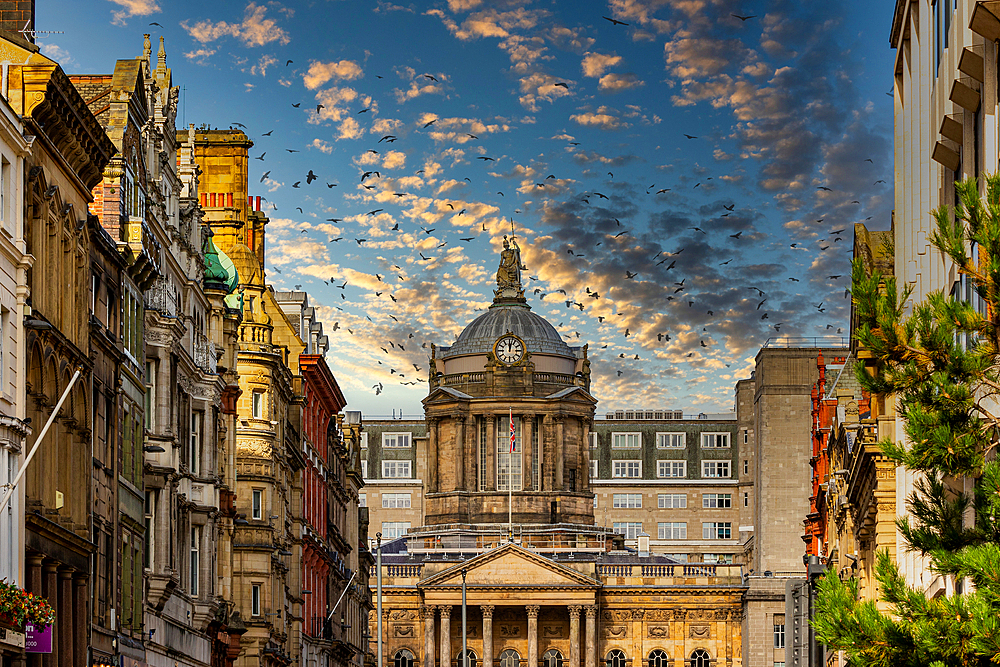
[522,415,534,490]
[481,605,494,667]
[73,573,88,667]
[428,418,439,492]
[42,562,57,667]
[464,415,475,494]
[57,568,72,667]
[584,605,598,667]
[581,419,592,492]
[555,417,566,491]
[568,606,582,667]
[455,416,465,491]
[526,605,539,667]
[485,414,496,490]
[440,605,452,667]
[422,605,437,667]
[541,414,553,490]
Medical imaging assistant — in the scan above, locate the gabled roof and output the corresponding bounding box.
[423,386,474,404]
[420,542,599,590]
[544,386,596,402]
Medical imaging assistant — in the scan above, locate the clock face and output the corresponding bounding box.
[495,335,525,365]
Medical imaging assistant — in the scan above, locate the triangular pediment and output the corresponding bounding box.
[420,543,598,590]
[423,385,473,404]
[544,386,597,403]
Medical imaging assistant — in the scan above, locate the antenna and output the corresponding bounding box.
[20,21,64,39]
[509,216,515,242]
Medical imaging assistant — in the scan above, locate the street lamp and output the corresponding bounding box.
[461,569,468,667]
[376,532,383,667]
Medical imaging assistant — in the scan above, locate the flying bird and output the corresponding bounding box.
[731,13,757,20]
[602,16,629,25]
[260,171,270,182]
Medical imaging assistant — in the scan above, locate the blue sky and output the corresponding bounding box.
[40,0,898,416]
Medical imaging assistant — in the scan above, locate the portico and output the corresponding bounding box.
[416,544,599,667]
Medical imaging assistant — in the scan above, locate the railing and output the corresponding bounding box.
[762,336,848,349]
[442,372,486,385]
[308,615,330,639]
[145,277,178,317]
[193,332,217,373]
[598,564,633,576]
[599,562,742,583]
[385,564,422,577]
[532,372,576,384]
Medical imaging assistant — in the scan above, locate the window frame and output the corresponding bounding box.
[612,493,642,509]
[190,525,200,597]
[657,493,686,508]
[382,432,411,449]
[701,460,731,478]
[611,432,641,449]
[382,460,412,479]
[251,489,263,520]
[251,390,263,419]
[657,522,687,539]
[700,432,730,449]
[381,492,412,509]
[612,459,641,478]
[702,521,733,540]
[612,522,643,539]
[657,460,686,478]
[656,432,686,449]
[251,583,261,616]
[703,493,732,508]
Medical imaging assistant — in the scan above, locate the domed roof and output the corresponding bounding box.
[227,242,259,285]
[444,302,574,358]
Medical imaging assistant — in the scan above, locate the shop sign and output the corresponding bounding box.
[0,625,25,649]
[24,624,51,653]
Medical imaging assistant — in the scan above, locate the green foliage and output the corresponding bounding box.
[813,176,1000,666]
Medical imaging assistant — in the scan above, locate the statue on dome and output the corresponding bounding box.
[496,235,525,291]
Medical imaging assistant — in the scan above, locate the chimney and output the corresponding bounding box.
[0,0,35,42]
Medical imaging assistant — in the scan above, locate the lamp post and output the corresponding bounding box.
[461,569,468,667]
[376,532,383,667]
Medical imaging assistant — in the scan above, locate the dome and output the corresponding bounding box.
[227,242,260,286]
[445,301,574,358]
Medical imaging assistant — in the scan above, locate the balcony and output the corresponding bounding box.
[145,277,179,317]
[597,562,743,586]
[193,332,217,374]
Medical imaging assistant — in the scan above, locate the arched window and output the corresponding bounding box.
[499,649,521,667]
[606,649,627,667]
[691,650,711,667]
[395,649,415,667]
[649,650,670,667]
[457,649,478,667]
[543,649,564,667]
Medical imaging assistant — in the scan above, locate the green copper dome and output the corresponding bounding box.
[203,230,231,291]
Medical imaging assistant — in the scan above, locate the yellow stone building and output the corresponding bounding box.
[373,243,745,667]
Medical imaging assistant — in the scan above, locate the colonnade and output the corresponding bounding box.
[417,604,598,667]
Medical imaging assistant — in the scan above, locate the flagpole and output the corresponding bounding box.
[509,408,513,542]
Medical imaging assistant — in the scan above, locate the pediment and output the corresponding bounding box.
[420,543,598,590]
[423,386,473,404]
[544,386,597,403]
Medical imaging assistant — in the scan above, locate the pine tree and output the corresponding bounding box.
[811,176,1000,667]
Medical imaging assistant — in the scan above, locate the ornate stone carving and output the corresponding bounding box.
[395,625,415,637]
[584,605,598,619]
[439,605,452,619]
[480,605,495,619]
[604,625,626,638]
[391,610,416,621]
[499,625,521,638]
[525,605,540,619]
[648,626,669,638]
[631,609,645,620]
[419,606,433,620]
[568,605,582,620]
[690,625,710,638]
[542,625,563,638]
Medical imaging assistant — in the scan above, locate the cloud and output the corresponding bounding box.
[581,52,622,78]
[598,73,644,92]
[182,3,291,47]
[304,59,364,90]
[184,48,217,64]
[382,151,407,170]
[250,54,278,76]
[37,42,76,68]
[108,0,160,25]
[311,138,334,154]
[569,108,623,131]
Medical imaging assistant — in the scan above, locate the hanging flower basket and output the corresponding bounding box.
[0,580,55,630]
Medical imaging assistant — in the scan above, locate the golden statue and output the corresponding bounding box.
[496,235,525,290]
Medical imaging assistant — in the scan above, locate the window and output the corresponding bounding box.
[362,460,368,478]
[144,360,155,430]
[499,649,520,667]
[649,650,670,667]
[657,522,686,539]
[394,650,415,667]
[381,521,411,539]
[590,432,598,448]
[123,287,143,363]
[606,650,627,667]
[382,460,412,478]
[744,460,748,475]
[0,156,8,230]
[251,489,263,520]
[383,432,411,448]
[251,584,261,616]
[252,391,263,419]
[190,411,202,475]
[743,492,749,507]
[774,663,785,667]
[190,526,200,596]
[361,432,368,448]
[612,522,643,539]
[656,432,685,448]
[590,460,598,479]
[743,429,748,444]
[691,650,710,667]
[613,493,642,508]
[774,618,785,648]
[702,461,730,478]
[704,553,734,564]
[657,460,686,478]
[658,493,686,508]
[543,649,563,667]
[382,493,412,508]
[703,493,732,508]
[612,460,641,478]
[358,493,367,507]
[497,416,522,491]
[612,432,641,449]
[701,432,730,448]
[703,522,732,540]
[458,649,478,667]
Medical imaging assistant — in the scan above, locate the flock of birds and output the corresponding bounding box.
[167,8,877,400]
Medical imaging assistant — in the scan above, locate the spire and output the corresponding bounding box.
[156,36,166,75]
[142,34,151,62]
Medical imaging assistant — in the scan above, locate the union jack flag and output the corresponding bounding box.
[509,409,516,453]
